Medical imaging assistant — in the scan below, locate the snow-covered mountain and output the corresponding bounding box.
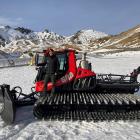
[89,25,140,54]
[0,25,37,43]
[68,29,108,45]
[0,25,109,53]
[0,25,67,53]
[0,24,140,54]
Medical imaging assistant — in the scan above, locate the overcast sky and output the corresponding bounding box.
[0,0,140,35]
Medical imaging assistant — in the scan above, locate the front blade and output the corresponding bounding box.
[0,85,16,124]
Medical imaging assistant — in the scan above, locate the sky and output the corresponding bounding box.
[0,0,140,36]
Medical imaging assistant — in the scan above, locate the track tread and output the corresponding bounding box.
[33,92,140,121]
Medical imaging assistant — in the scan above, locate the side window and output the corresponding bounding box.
[35,53,44,66]
[42,56,49,65]
[57,53,68,72]
[59,57,65,70]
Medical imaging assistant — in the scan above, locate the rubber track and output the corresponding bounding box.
[33,92,140,121]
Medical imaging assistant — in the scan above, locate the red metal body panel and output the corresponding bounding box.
[35,50,77,92]
[76,68,96,79]
[35,50,96,92]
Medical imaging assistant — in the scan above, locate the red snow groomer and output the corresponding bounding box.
[0,49,140,124]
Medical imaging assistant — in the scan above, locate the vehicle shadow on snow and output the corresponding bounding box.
[0,106,39,140]
[15,106,37,124]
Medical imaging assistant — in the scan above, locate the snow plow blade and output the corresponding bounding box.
[0,85,16,124]
[33,92,140,121]
[0,84,37,124]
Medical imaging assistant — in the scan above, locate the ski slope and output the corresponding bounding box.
[0,54,140,140]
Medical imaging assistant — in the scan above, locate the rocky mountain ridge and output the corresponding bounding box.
[0,24,140,54]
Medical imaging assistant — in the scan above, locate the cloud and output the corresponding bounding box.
[0,16,23,26]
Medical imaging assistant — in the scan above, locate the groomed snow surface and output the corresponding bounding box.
[0,54,140,140]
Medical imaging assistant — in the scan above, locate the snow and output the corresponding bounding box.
[90,50,140,57]
[1,25,140,54]
[0,54,140,140]
[103,25,140,48]
[0,66,36,93]
[106,51,140,57]
[1,25,109,53]
[0,26,66,53]
[92,49,119,53]
[70,29,108,45]
[135,27,140,32]
[0,25,23,42]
